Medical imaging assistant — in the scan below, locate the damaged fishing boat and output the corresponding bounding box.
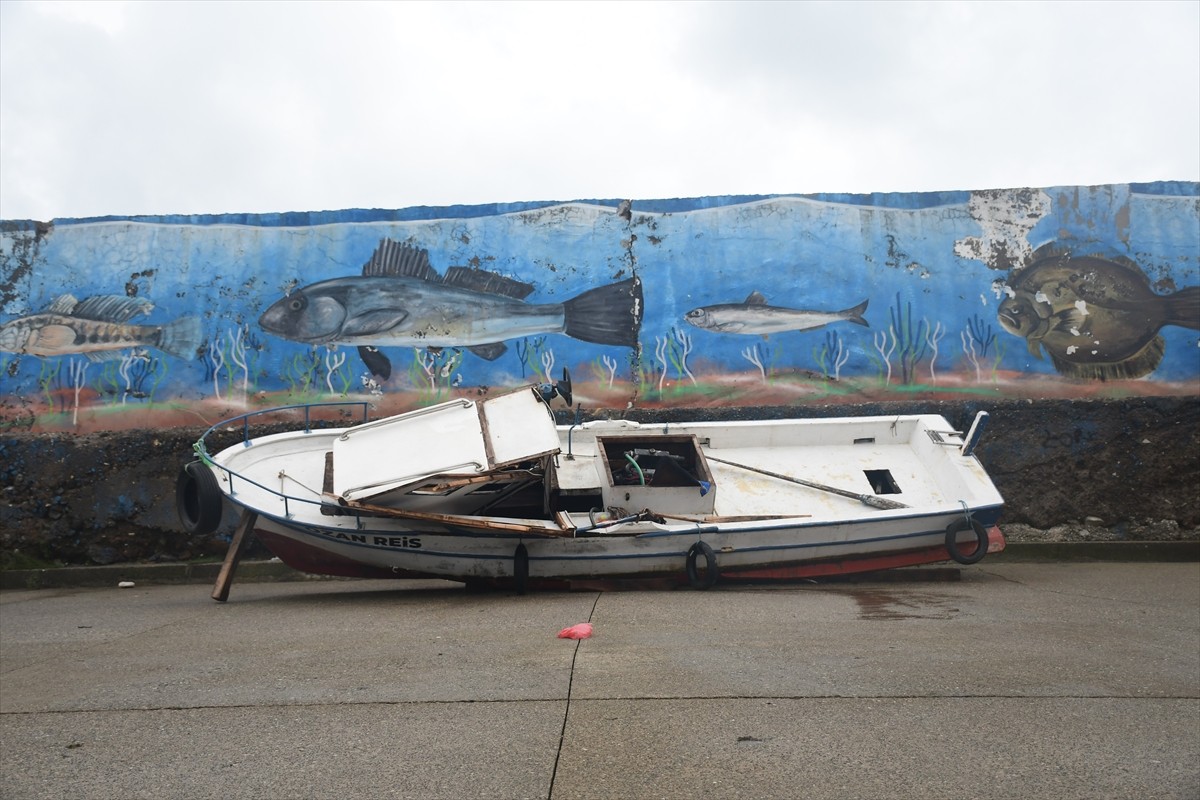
[178,378,1004,599]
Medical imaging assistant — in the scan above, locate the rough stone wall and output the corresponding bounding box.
[2,396,1196,568]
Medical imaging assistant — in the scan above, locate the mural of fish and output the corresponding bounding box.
[997,245,1200,380]
[684,292,869,336]
[0,294,203,361]
[258,239,643,377]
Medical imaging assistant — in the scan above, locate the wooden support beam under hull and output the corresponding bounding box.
[211,510,259,602]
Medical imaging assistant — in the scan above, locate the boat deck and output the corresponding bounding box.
[195,397,1004,585]
[553,438,948,520]
[209,400,1001,535]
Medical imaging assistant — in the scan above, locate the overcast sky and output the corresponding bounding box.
[2,0,1197,221]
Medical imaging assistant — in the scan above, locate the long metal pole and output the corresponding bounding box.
[704,454,909,510]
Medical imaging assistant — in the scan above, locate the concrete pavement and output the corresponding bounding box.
[2,563,1198,799]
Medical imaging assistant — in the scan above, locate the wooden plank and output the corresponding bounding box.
[477,398,498,468]
[341,500,571,537]
[320,452,345,516]
[411,470,534,494]
[211,510,258,602]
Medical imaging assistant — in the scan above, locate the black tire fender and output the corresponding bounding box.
[945,518,989,565]
[176,461,223,536]
[513,543,529,595]
[685,540,719,590]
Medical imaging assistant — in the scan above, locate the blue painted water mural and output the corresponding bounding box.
[1,183,1197,430]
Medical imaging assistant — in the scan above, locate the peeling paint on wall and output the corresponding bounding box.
[953,187,1052,270]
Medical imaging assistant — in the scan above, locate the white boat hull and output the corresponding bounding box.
[245,506,1001,583]
[187,395,1004,587]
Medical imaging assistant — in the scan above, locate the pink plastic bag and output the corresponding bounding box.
[557,622,593,640]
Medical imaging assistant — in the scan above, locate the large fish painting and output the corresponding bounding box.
[997,245,1200,380]
[258,239,643,378]
[0,294,202,361]
[685,292,868,336]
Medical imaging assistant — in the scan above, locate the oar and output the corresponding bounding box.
[703,454,908,510]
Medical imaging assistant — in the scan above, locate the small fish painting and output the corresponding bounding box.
[685,292,869,336]
[258,239,643,378]
[0,295,203,361]
[997,245,1200,380]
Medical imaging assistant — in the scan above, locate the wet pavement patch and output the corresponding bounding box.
[843,589,963,621]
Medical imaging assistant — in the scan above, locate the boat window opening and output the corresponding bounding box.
[864,469,901,495]
[854,437,875,445]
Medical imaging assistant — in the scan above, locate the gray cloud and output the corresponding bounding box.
[1,0,1196,221]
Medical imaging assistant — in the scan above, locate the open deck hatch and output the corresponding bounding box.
[864,469,901,495]
[595,434,716,515]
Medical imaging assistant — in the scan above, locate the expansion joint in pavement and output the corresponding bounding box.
[547,591,602,799]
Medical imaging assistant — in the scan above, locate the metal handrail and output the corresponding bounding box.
[193,401,371,460]
[192,401,372,519]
